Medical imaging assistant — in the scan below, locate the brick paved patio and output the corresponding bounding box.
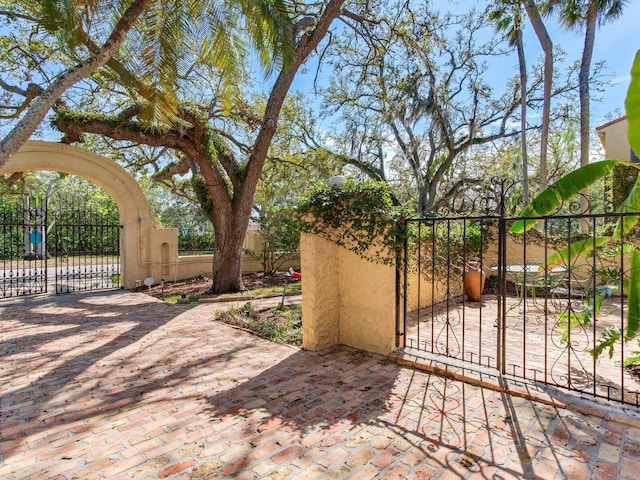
[404,293,640,405]
[2,291,640,479]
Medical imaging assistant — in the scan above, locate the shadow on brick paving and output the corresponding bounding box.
[2,291,640,479]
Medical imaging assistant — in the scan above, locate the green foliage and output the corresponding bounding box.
[0,176,120,260]
[411,217,494,279]
[627,250,640,337]
[593,326,623,360]
[558,308,595,344]
[53,109,168,137]
[614,170,640,239]
[444,220,490,261]
[48,195,119,256]
[178,232,215,254]
[627,50,640,156]
[509,160,619,234]
[598,265,622,287]
[25,0,295,127]
[0,200,24,259]
[611,164,639,210]
[191,174,214,218]
[215,303,302,346]
[545,236,610,267]
[512,50,640,357]
[257,205,300,274]
[297,180,410,265]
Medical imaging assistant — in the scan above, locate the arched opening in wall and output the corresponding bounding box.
[1,172,121,298]
[161,242,170,277]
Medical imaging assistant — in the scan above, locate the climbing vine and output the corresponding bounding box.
[297,180,411,266]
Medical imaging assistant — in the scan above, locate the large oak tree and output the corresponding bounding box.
[53,0,346,293]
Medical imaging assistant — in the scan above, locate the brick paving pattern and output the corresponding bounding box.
[2,291,640,479]
[405,294,640,404]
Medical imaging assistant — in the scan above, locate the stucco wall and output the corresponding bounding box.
[173,253,300,282]
[299,228,555,355]
[404,273,451,312]
[300,233,397,355]
[597,117,630,161]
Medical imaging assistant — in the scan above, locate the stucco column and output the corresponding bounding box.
[301,232,397,355]
[336,245,396,354]
[300,233,340,350]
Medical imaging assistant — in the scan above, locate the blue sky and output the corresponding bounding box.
[290,1,639,132]
[520,0,640,127]
[19,1,640,142]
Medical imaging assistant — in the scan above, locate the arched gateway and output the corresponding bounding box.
[1,141,178,289]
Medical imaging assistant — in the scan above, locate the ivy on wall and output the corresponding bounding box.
[297,180,410,266]
[612,163,640,210]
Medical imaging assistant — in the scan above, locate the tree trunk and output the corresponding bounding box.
[580,5,596,170]
[211,227,246,293]
[516,28,528,204]
[579,4,597,227]
[523,0,553,192]
[209,0,344,292]
[0,0,151,166]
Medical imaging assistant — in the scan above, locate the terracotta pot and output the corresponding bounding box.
[464,261,486,301]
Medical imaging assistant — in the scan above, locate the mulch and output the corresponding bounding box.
[140,272,291,299]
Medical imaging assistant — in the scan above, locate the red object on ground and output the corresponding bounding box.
[288,267,302,279]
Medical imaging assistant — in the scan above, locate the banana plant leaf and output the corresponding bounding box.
[627,249,640,339]
[627,50,640,157]
[510,160,618,234]
[545,236,610,268]
[621,50,640,339]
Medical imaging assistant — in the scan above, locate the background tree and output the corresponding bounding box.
[251,92,341,273]
[489,0,530,202]
[321,2,549,213]
[547,0,626,171]
[0,0,151,164]
[523,0,554,192]
[546,0,627,226]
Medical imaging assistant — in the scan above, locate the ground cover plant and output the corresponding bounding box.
[215,302,302,347]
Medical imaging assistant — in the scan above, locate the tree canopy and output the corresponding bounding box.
[0,0,295,163]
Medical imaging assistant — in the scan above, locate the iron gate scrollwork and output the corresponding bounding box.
[0,195,121,298]
[50,194,121,294]
[402,179,506,370]
[402,178,640,407]
[0,198,48,297]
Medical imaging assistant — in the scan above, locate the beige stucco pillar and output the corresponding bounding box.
[300,232,397,355]
[300,233,340,349]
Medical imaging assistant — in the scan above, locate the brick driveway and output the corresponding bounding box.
[2,291,640,479]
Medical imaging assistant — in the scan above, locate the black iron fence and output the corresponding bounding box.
[50,195,120,294]
[0,195,120,298]
[402,180,640,406]
[0,198,47,297]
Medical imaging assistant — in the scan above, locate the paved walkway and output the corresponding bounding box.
[405,294,640,404]
[2,291,640,479]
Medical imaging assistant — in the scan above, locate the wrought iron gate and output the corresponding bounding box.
[49,195,121,294]
[0,198,47,297]
[0,195,120,298]
[401,179,640,406]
